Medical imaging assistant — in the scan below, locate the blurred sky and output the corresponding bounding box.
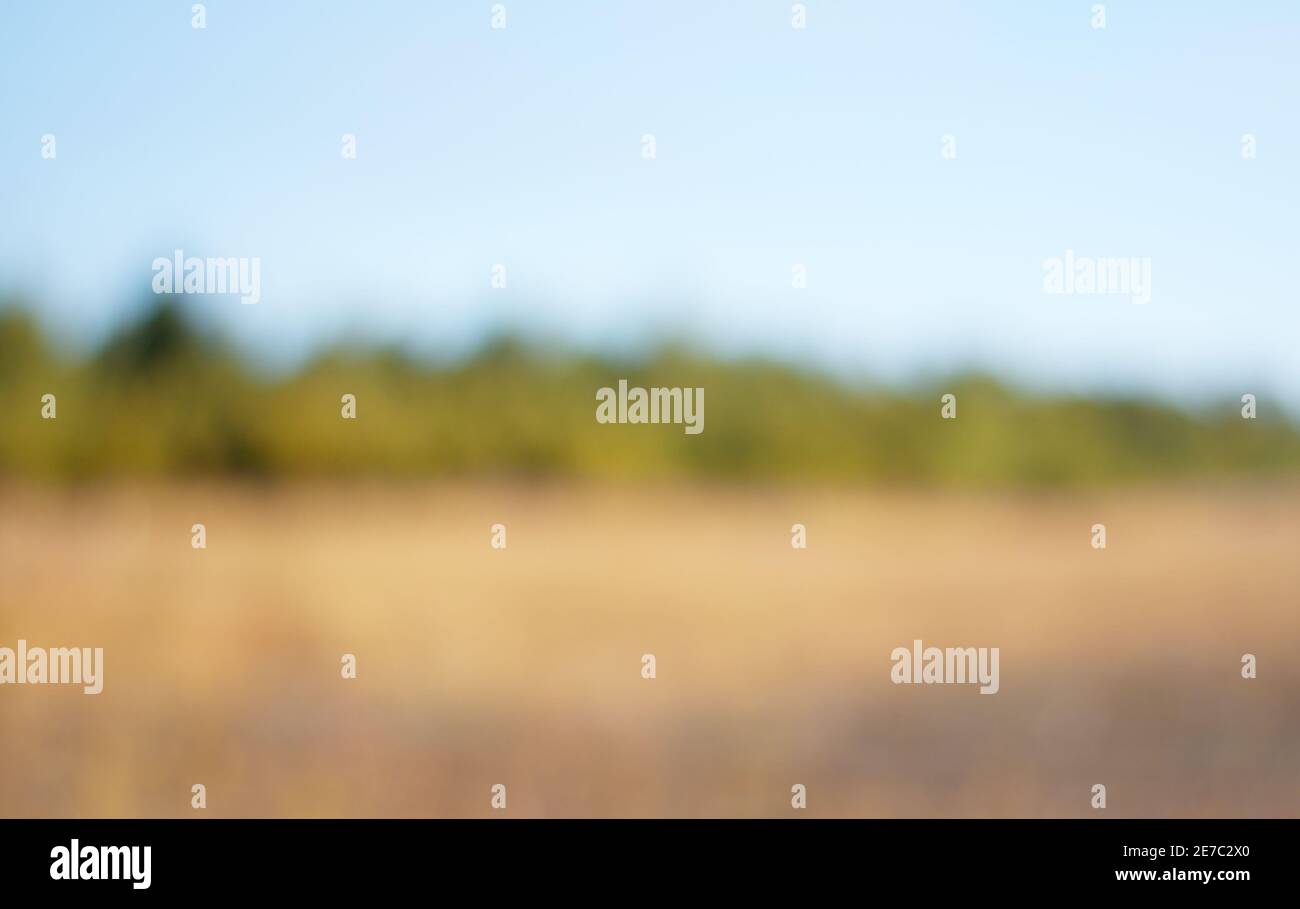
[1,1,1297,405]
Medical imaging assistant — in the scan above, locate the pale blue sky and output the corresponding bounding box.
[2,1,1297,406]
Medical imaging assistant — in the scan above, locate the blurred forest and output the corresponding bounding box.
[2,300,1298,486]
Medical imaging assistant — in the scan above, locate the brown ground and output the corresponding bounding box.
[1,481,1296,817]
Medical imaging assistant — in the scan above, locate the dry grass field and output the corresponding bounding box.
[1,481,1297,817]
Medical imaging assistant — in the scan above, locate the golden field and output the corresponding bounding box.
[1,481,1296,818]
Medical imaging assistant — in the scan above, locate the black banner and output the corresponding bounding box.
[0,819,1281,894]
